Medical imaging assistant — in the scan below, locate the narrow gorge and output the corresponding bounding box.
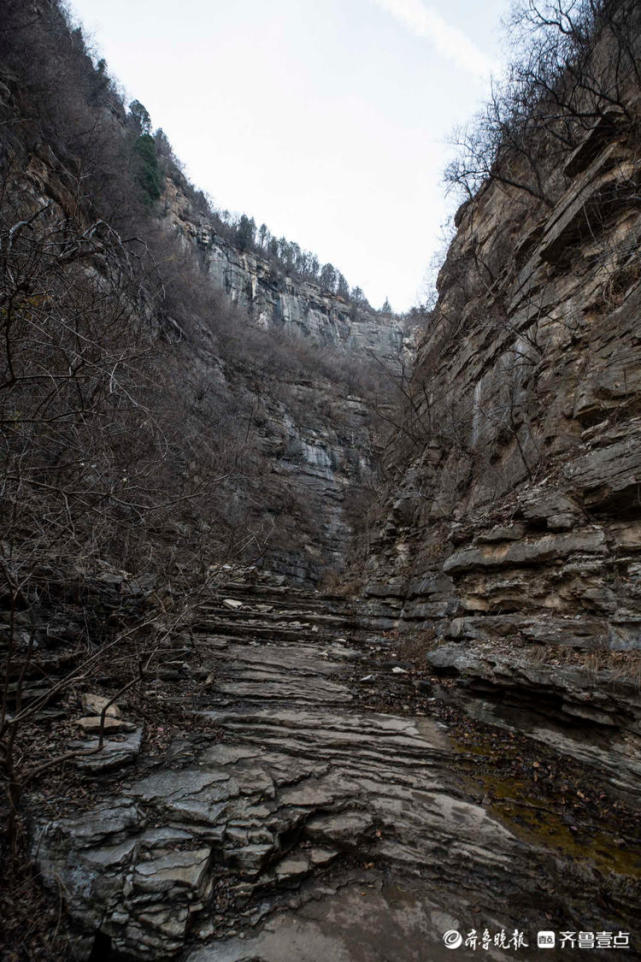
[2,1,641,960]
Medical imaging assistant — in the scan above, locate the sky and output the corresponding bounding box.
[67,0,512,312]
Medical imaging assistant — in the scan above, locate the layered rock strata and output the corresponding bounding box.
[361,95,641,786]
[162,179,404,359]
[2,63,389,581]
[34,583,639,961]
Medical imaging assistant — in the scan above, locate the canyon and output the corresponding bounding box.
[2,1,641,960]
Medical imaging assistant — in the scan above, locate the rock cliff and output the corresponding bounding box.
[361,80,641,790]
[6,5,641,959]
[149,179,406,581]
[162,178,404,359]
[0,57,399,584]
[161,182,399,580]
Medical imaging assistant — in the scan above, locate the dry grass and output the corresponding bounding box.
[396,627,437,665]
[526,643,641,688]
[318,570,364,598]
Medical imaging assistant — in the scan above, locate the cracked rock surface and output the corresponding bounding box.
[34,586,640,960]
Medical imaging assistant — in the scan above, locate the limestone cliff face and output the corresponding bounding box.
[145,181,404,581]
[154,181,397,580]
[162,179,404,359]
[235,379,376,582]
[0,69,388,583]
[364,104,641,653]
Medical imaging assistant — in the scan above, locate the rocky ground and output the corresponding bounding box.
[4,576,639,962]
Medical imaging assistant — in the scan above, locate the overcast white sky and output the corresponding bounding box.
[67,0,511,311]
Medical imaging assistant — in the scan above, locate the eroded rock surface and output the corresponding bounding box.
[359,89,641,766]
[162,178,405,360]
[427,643,641,797]
[34,586,640,961]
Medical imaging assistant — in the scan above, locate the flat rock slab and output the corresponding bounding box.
[77,716,134,734]
[73,727,143,772]
[185,883,471,962]
[81,693,121,717]
[134,848,211,892]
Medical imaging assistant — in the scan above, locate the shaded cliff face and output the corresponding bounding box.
[364,98,641,646]
[227,375,377,582]
[156,190,399,581]
[162,179,404,359]
[147,182,405,581]
[0,46,392,587]
[356,74,641,796]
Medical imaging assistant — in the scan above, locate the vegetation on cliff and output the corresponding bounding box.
[2,0,641,958]
[0,0,390,880]
[447,0,641,205]
[363,0,641,697]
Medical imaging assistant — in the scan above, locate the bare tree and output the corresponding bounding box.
[446,0,641,205]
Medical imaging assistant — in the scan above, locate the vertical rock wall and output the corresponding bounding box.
[157,181,406,580]
[364,103,641,653]
[162,180,404,360]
